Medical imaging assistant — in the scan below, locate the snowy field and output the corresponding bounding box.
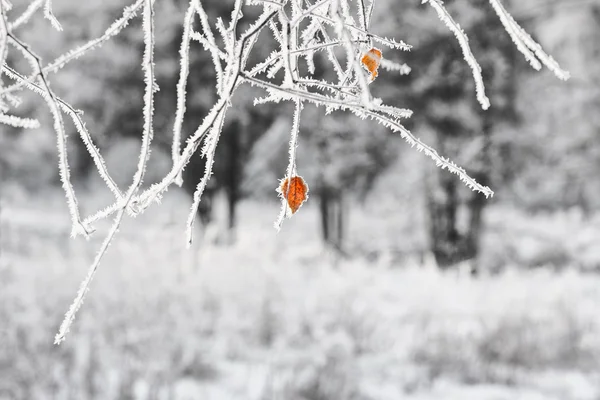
[2,190,600,400]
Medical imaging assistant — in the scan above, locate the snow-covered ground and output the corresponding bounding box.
[1,190,600,400]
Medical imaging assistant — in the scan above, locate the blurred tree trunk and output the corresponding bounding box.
[426,115,492,273]
[315,133,348,255]
[223,119,242,242]
[319,186,345,253]
[464,114,493,274]
[426,165,460,269]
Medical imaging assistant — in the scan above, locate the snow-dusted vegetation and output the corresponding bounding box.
[2,191,600,400]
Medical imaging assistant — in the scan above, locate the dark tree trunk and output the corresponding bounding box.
[464,116,493,275]
[319,186,345,253]
[426,173,461,269]
[320,189,330,244]
[336,193,344,251]
[426,117,492,272]
[223,120,242,233]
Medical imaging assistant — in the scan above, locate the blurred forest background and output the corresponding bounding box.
[2,0,600,399]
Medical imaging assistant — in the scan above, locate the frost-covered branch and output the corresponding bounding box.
[0,0,8,111]
[55,0,157,344]
[43,0,62,31]
[423,0,490,110]
[331,0,371,105]
[8,0,44,30]
[242,73,493,197]
[275,98,303,230]
[194,0,224,92]
[0,112,39,128]
[172,0,197,186]
[3,0,144,96]
[185,106,228,245]
[7,34,89,237]
[2,65,122,200]
[488,0,570,80]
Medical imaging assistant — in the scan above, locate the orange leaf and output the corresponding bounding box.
[361,47,382,81]
[280,176,309,214]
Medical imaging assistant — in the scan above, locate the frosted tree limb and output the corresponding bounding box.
[280,12,295,85]
[2,66,123,203]
[8,0,44,30]
[127,0,157,210]
[228,0,244,37]
[0,112,39,128]
[194,0,224,93]
[275,99,302,230]
[3,0,144,96]
[488,0,541,71]
[0,0,7,96]
[55,0,157,345]
[242,74,494,197]
[137,9,279,211]
[185,0,244,223]
[296,78,358,96]
[488,0,570,80]
[190,31,227,59]
[44,0,62,31]
[185,106,228,246]
[290,0,330,27]
[303,0,346,82]
[307,11,411,50]
[331,0,371,105]
[54,206,127,344]
[380,58,411,75]
[250,38,369,78]
[8,34,90,237]
[172,0,197,186]
[423,0,490,110]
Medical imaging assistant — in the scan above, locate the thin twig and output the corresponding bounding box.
[424,0,490,109]
[55,0,157,344]
[2,65,123,204]
[172,0,197,186]
[242,73,494,197]
[3,0,144,96]
[8,34,89,236]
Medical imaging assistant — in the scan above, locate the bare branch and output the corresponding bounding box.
[488,0,569,80]
[44,0,62,31]
[275,99,303,230]
[242,73,494,197]
[172,0,197,186]
[8,0,44,30]
[55,0,158,344]
[8,34,89,236]
[423,0,490,110]
[3,0,144,96]
[2,65,123,204]
[0,112,40,128]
